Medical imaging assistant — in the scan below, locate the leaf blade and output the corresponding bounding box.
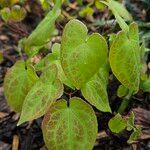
[61,19,108,89]
[82,64,111,112]
[18,65,63,125]
[4,60,38,112]
[42,97,98,150]
[109,24,141,91]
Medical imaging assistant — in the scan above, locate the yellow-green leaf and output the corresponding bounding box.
[109,114,127,133]
[10,5,26,22]
[82,63,111,112]
[35,43,75,89]
[0,8,11,22]
[109,0,132,21]
[4,60,38,112]
[18,65,63,125]
[109,23,141,91]
[24,0,62,56]
[61,19,108,89]
[42,97,98,150]
[117,85,128,98]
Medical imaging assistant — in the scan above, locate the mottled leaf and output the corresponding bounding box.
[18,65,63,125]
[82,63,111,112]
[35,43,74,89]
[109,23,141,91]
[4,60,38,112]
[42,97,98,150]
[109,114,127,133]
[61,19,108,89]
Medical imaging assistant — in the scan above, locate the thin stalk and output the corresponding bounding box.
[118,90,133,114]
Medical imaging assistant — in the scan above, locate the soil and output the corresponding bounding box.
[0,1,150,150]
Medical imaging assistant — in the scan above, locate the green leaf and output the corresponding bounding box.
[128,126,141,144]
[127,112,135,131]
[117,85,129,98]
[101,0,129,33]
[18,65,63,125]
[79,7,94,17]
[24,0,62,56]
[109,23,141,91]
[140,76,150,92]
[61,19,108,89]
[40,0,50,10]
[109,33,117,47]
[0,8,11,22]
[42,97,98,150]
[35,43,75,89]
[95,0,106,10]
[82,64,111,112]
[10,5,26,22]
[109,0,132,21]
[4,60,38,112]
[108,114,127,133]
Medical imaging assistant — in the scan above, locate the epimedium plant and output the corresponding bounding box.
[3,0,149,149]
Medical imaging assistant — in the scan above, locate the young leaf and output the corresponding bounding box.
[0,8,11,22]
[24,0,62,56]
[40,0,50,10]
[4,60,38,112]
[10,5,26,22]
[127,126,141,144]
[109,23,141,91]
[127,112,135,131]
[82,64,111,112]
[101,0,129,33]
[140,77,150,92]
[108,114,127,133]
[109,0,132,21]
[18,65,63,125]
[42,97,98,150]
[117,85,129,98]
[61,19,108,89]
[79,6,94,17]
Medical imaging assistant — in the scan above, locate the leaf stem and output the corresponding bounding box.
[117,90,133,114]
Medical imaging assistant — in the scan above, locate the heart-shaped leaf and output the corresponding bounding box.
[109,23,141,91]
[18,65,63,125]
[4,60,38,112]
[108,114,127,133]
[42,97,98,150]
[82,64,111,112]
[61,19,108,89]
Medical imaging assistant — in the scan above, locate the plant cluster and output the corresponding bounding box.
[3,0,150,149]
